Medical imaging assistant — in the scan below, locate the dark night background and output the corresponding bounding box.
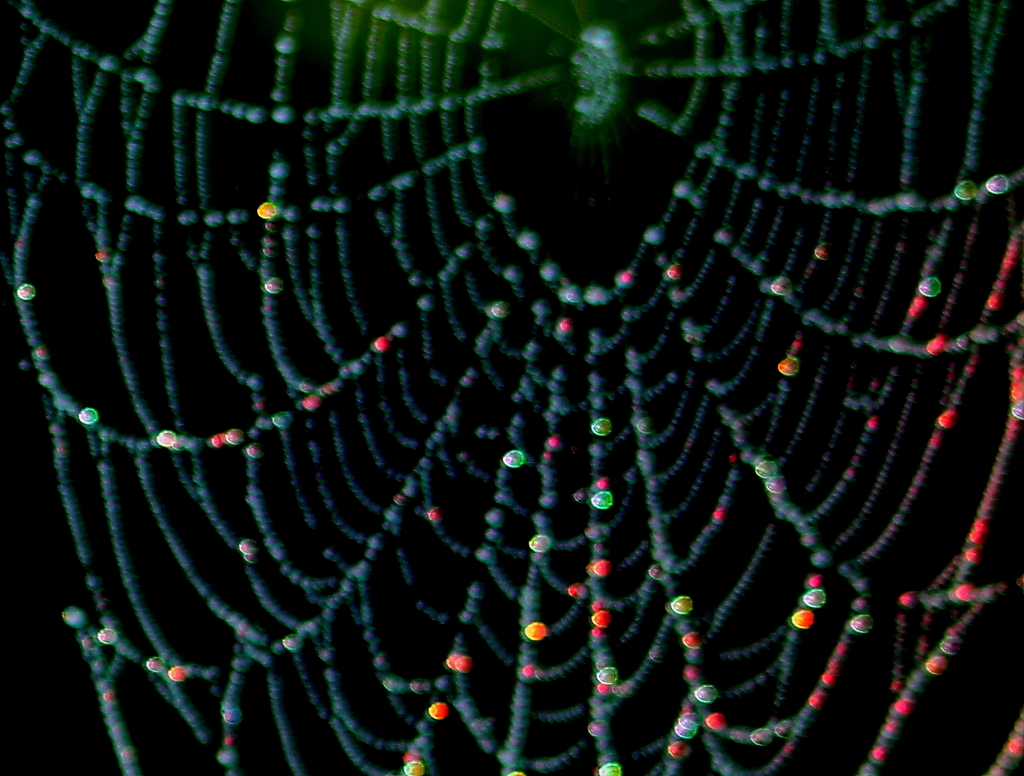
[3,1,1022,775]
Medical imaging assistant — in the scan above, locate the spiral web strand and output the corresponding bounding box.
[3,0,1023,775]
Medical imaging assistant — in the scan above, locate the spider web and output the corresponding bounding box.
[3,1,1023,775]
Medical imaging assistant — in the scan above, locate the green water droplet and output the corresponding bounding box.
[502,450,526,468]
[917,277,941,298]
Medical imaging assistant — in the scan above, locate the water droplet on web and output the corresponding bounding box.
[917,277,941,297]
[216,747,239,766]
[673,180,692,198]
[644,226,664,245]
[493,193,515,213]
[529,535,550,552]
[984,174,1008,194]
[516,230,539,250]
[486,301,510,319]
[751,728,773,745]
[62,607,87,628]
[502,450,526,468]
[585,285,610,305]
[694,684,717,703]
[676,713,700,738]
[802,589,827,608]
[953,180,977,201]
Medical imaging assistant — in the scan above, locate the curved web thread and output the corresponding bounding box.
[3,1,1023,776]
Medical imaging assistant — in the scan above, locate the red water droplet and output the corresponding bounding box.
[428,702,449,720]
[589,560,611,577]
[705,713,726,730]
[926,335,947,355]
[667,741,688,758]
[953,584,974,602]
